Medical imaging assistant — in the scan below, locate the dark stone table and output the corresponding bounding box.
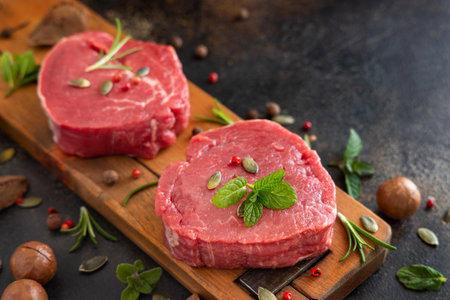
[1,0,449,299]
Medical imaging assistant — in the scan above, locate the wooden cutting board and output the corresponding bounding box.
[0,1,392,299]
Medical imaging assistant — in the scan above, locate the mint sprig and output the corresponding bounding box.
[328,129,374,199]
[212,169,297,227]
[116,260,162,300]
[1,51,40,97]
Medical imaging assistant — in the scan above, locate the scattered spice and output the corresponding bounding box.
[417,228,439,246]
[100,80,113,95]
[135,67,150,77]
[116,260,162,300]
[48,207,57,214]
[304,134,311,147]
[265,102,280,117]
[0,147,15,163]
[113,73,122,82]
[121,82,131,92]
[103,169,119,186]
[0,258,2,270]
[132,76,141,85]
[242,157,259,173]
[207,172,222,190]
[237,8,250,20]
[1,21,29,38]
[46,213,63,230]
[191,126,203,136]
[311,267,322,277]
[426,196,435,208]
[376,177,420,219]
[169,36,183,49]
[195,99,234,125]
[257,287,276,300]
[17,197,42,208]
[283,291,292,300]
[79,255,108,273]
[208,72,219,84]
[122,181,158,207]
[15,197,23,204]
[60,206,118,252]
[194,44,208,58]
[61,223,70,230]
[69,78,90,88]
[360,215,378,233]
[397,264,447,291]
[246,109,259,119]
[302,121,312,131]
[310,134,317,142]
[64,219,75,228]
[272,114,295,125]
[230,155,242,166]
[0,175,28,211]
[131,169,141,179]
[444,208,450,223]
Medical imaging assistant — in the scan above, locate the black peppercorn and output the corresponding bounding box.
[266,102,280,117]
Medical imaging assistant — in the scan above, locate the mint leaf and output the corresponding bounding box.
[258,181,297,210]
[121,286,139,300]
[133,278,152,294]
[1,52,14,87]
[134,259,144,272]
[343,129,362,161]
[212,177,248,208]
[350,161,374,176]
[397,264,447,291]
[139,267,162,285]
[244,200,263,227]
[253,169,285,192]
[345,171,361,199]
[304,134,311,147]
[116,264,138,283]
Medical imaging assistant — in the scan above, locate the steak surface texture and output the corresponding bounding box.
[156,120,336,268]
[38,31,189,158]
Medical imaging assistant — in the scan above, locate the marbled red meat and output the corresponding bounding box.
[38,31,189,158]
[155,120,336,268]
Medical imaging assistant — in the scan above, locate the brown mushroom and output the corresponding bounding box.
[1,279,48,300]
[9,241,57,285]
[376,177,421,219]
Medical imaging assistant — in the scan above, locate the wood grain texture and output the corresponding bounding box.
[0,1,393,299]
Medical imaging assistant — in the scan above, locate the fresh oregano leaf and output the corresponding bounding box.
[397,264,447,291]
[351,161,375,176]
[133,278,152,294]
[244,200,263,227]
[139,267,162,285]
[134,259,144,272]
[258,181,297,210]
[344,171,361,199]
[212,177,248,208]
[343,128,362,161]
[253,169,285,192]
[116,264,138,283]
[121,286,140,300]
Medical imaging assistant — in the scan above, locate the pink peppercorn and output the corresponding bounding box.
[121,82,131,92]
[230,156,241,165]
[208,72,219,84]
[283,291,293,300]
[113,73,122,83]
[48,207,58,214]
[132,76,141,84]
[303,121,312,131]
[132,169,141,179]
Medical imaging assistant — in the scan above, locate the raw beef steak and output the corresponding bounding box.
[156,120,336,268]
[38,31,189,158]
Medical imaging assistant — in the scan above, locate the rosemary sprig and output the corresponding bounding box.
[61,206,118,252]
[338,212,396,263]
[195,99,234,125]
[122,181,158,207]
[85,18,141,72]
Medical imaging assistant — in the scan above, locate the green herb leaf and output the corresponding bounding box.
[1,52,14,87]
[133,278,152,294]
[134,259,144,272]
[212,177,248,208]
[122,181,158,207]
[397,264,447,291]
[258,181,297,210]
[195,98,235,125]
[116,263,138,283]
[253,169,285,192]
[1,51,39,97]
[0,148,15,163]
[350,161,375,176]
[343,129,362,161]
[344,171,361,199]
[244,199,263,227]
[139,267,162,285]
[121,286,139,300]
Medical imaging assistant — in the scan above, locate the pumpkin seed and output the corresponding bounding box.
[242,157,259,174]
[79,255,108,273]
[17,197,42,208]
[69,78,91,88]
[207,171,221,189]
[272,114,295,125]
[152,294,170,300]
[100,80,113,95]
[360,215,378,233]
[257,287,277,300]
[135,67,150,77]
[0,148,15,163]
[444,208,450,223]
[237,201,246,218]
[418,228,439,246]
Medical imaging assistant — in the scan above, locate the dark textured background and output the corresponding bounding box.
[1,0,449,299]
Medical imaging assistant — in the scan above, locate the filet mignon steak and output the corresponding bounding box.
[38,31,189,158]
[156,120,336,268]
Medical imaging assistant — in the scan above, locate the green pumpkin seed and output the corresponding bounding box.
[69,78,91,88]
[152,294,170,300]
[0,148,15,163]
[272,114,295,125]
[100,80,113,95]
[17,197,42,208]
[237,201,246,218]
[418,228,439,246]
[360,215,378,233]
[136,67,150,77]
[79,255,108,273]
[242,157,259,174]
[444,208,450,223]
[207,171,221,189]
[257,287,277,300]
